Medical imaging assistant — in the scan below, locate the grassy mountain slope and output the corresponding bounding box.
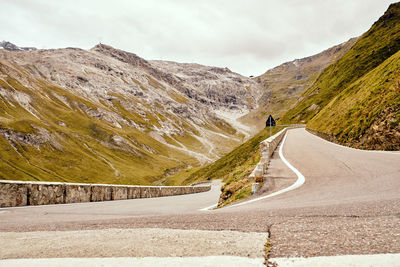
[0,62,195,185]
[187,3,400,207]
[281,3,400,125]
[242,38,357,130]
[308,49,400,150]
[0,45,260,185]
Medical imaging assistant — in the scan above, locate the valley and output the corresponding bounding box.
[1,2,400,266]
[0,3,399,189]
[0,43,261,185]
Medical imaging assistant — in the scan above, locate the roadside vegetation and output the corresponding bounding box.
[281,2,400,150]
[179,126,284,207]
[243,37,357,131]
[308,50,400,150]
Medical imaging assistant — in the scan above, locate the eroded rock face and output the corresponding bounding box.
[0,128,62,150]
[0,43,264,184]
[0,41,37,52]
[149,60,259,110]
[0,43,261,156]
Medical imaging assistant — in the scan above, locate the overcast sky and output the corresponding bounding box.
[0,0,396,76]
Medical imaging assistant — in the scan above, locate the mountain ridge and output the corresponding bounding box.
[0,43,261,184]
[241,37,358,130]
[2,10,393,188]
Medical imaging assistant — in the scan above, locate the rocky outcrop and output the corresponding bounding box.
[0,41,37,52]
[0,42,262,184]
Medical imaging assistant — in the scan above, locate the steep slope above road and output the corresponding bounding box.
[242,38,357,130]
[282,3,400,124]
[281,2,400,150]
[308,50,400,150]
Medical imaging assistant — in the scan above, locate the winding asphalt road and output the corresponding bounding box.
[1,128,399,264]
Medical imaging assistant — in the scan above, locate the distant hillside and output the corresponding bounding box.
[282,2,400,150]
[0,41,37,52]
[242,38,357,130]
[0,43,262,185]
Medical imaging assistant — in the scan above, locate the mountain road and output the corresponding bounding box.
[1,128,399,265]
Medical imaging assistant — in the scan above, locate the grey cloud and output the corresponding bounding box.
[0,0,396,76]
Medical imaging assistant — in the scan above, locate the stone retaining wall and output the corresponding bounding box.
[0,180,211,208]
[249,125,305,192]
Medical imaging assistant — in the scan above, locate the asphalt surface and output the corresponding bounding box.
[1,128,399,259]
[0,180,222,229]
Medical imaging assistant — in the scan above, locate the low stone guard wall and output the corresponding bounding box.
[0,180,211,208]
[249,125,305,192]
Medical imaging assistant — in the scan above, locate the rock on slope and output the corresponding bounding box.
[0,43,262,185]
[0,41,37,52]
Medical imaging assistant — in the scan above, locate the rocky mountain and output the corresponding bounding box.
[0,41,37,52]
[242,37,358,130]
[3,3,394,187]
[0,43,262,185]
[282,2,400,150]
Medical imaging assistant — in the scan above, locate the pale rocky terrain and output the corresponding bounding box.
[0,42,262,184]
[0,39,356,185]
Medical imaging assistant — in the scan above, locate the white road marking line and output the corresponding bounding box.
[228,131,305,208]
[199,203,218,211]
[308,129,400,154]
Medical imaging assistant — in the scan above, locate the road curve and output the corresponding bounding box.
[229,131,305,208]
[0,180,222,228]
[1,128,399,259]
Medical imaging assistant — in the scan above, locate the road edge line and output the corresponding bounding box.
[307,129,400,154]
[199,203,218,211]
[227,131,305,208]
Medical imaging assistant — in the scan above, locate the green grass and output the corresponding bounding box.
[172,132,207,154]
[146,75,165,90]
[0,62,199,185]
[281,3,400,124]
[246,38,357,131]
[279,3,400,150]
[167,91,188,104]
[183,126,285,206]
[308,49,400,150]
[163,167,202,186]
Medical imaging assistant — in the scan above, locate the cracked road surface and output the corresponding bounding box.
[1,128,399,263]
